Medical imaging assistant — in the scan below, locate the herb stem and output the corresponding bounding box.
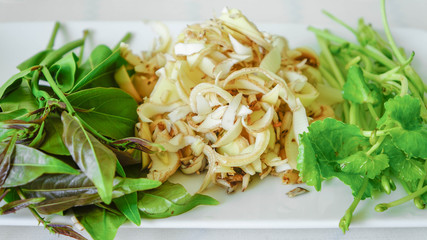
[308,27,397,69]
[316,35,346,88]
[46,22,60,50]
[77,30,89,66]
[41,38,85,68]
[367,103,379,121]
[114,32,133,50]
[380,0,405,64]
[366,135,385,156]
[322,10,357,35]
[376,185,427,212]
[339,176,369,233]
[41,67,75,115]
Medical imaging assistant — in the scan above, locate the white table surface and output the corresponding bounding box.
[0,0,426,239]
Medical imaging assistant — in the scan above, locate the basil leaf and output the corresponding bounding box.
[0,80,38,112]
[138,181,219,218]
[21,173,159,215]
[49,52,78,92]
[1,143,79,188]
[61,111,116,204]
[0,67,33,100]
[0,134,17,186]
[113,192,141,225]
[74,206,127,240]
[67,88,138,139]
[0,109,28,121]
[39,116,70,156]
[71,45,121,92]
[0,197,45,215]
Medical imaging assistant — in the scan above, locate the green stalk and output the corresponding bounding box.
[376,185,427,212]
[380,0,405,63]
[46,22,60,50]
[41,38,85,67]
[349,103,359,126]
[398,180,424,209]
[366,135,385,156]
[322,10,357,35]
[77,30,89,66]
[339,176,369,233]
[309,27,397,69]
[316,35,346,87]
[41,67,75,115]
[367,103,379,121]
[319,66,341,89]
[380,0,425,97]
[114,32,133,50]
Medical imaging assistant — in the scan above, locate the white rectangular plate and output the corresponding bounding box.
[0,21,427,229]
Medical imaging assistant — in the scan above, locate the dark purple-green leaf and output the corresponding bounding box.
[0,197,45,215]
[61,111,116,204]
[1,143,79,188]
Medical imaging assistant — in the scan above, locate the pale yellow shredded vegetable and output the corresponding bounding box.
[119,8,337,193]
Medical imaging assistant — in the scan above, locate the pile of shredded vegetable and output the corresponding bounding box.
[117,8,336,193]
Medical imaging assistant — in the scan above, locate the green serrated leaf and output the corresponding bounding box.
[343,65,378,104]
[296,118,371,197]
[379,95,427,158]
[338,151,389,179]
[296,132,322,191]
[379,137,425,183]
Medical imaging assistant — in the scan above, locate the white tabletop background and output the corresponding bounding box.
[0,0,426,239]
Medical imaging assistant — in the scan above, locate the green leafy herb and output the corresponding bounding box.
[138,181,219,218]
[61,111,116,204]
[302,0,427,233]
[67,88,138,139]
[75,206,127,240]
[1,143,79,188]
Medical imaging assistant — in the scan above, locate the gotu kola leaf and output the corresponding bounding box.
[138,181,219,218]
[338,151,389,179]
[66,87,138,139]
[296,118,373,198]
[343,65,379,104]
[378,95,427,158]
[61,111,116,204]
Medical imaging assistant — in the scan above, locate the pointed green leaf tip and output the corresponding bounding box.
[343,65,379,104]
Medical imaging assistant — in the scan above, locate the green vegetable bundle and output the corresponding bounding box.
[297,0,427,233]
[0,23,217,240]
